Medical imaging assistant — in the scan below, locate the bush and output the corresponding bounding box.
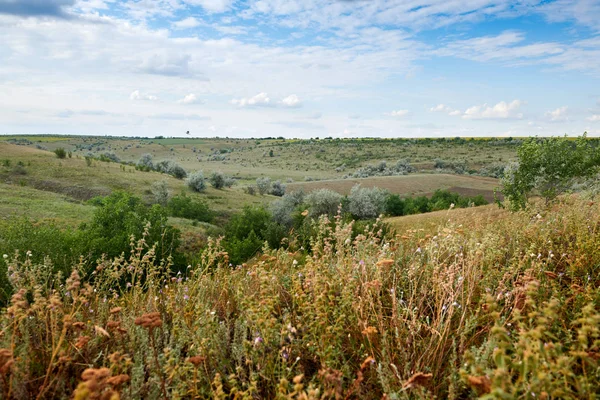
[244,185,256,195]
[209,171,225,189]
[223,176,236,188]
[256,177,271,195]
[224,206,273,264]
[348,185,388,219]
[99,151,120,163]
[270,180,286,196]
[479,162,506,178]
[54,148,67,159]
[305,189,343,217]
[84,191,181,265]
[186,171,206,192]
[385,194,405,216]
[434,158,467,174]
[137,153,154,170]
[167,193,212,222]
[151,180,170,206]
[156,160,187,179]
[270,190,305,227]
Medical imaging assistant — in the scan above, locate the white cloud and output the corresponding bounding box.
[463,100,523,120]
[430,104,449,112]
[281,94,301,108]
[173,17,201,29]
[388,109,409,117]
[178,93,201,104]
[130,90,158,101]
[545,106,569,121]
[183,0,234,13]
[588,115,600,122]
[430,104,462,116]
[231,92,271,107]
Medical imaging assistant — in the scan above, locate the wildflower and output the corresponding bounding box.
[126,282,132,288]
[254,336,263,345]
[2,254,7,259]
[26,250,32,257]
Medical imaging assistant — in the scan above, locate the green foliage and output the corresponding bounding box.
[167,193,213,222]
[156,160,187,179]
[501,134,600,210]
[83,191,181,266]
[209,171,225,189]
[54,147,67,159]
[385,190,488,216]
[0,219,82,303]
[98,151,120,163]
[223,206,275,264]
[385,194,405,216]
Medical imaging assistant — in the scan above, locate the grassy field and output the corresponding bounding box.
[0,137,508,232]
[2,135,519,182]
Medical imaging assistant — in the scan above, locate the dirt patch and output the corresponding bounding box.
[32,180,110,201]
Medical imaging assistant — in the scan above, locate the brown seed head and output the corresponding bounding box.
[134,312,163,329]
[403,372,432,389]
[187,355,206,367]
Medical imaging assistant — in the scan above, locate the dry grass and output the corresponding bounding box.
[0,197,599,398]
[385,203,507,235]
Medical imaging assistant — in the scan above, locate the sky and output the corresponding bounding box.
[0,0,600,138]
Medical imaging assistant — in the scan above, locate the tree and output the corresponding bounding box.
[500,134,600,210]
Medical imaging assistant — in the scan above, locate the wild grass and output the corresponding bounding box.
[0,196,599,398]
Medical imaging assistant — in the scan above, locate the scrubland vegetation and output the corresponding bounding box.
[1,195,600,398]
[0,134,599,398]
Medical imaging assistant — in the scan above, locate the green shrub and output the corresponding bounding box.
[385,194,405,216]
[83,191,181,266]
[209,171,225,189]
[54,148,67,159]
[167,193,213,222]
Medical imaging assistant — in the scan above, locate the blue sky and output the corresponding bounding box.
[1,0,599,138]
